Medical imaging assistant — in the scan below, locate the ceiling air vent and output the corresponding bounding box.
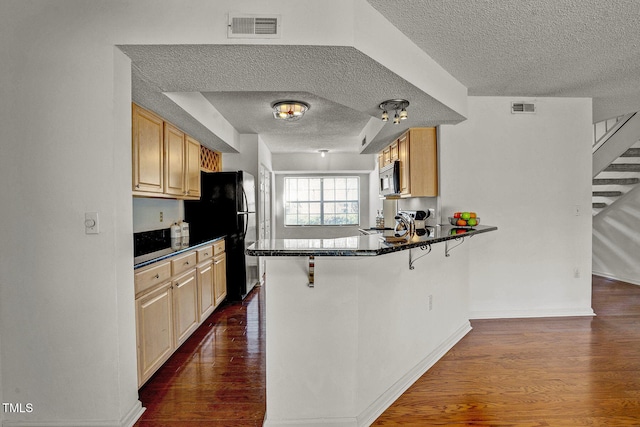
[511,102,536,114]
[228,14,281,38]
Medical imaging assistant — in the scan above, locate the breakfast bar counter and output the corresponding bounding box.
[248,225,497,427]
[247,224,497,257]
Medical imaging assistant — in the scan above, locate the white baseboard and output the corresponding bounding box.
[356,321,472,426]
[263,321,472,427]
[2,400,145,427]
[470,307,595,320]
[592,271,640,287]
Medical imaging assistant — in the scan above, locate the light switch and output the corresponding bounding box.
[85,212,99,234]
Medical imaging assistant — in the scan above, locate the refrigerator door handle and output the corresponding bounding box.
[237,211,249,237]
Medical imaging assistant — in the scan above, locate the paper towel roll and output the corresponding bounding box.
[180,221,189,236]
[170,223,182,238]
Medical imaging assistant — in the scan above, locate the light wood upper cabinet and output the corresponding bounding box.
[185,135,201,198]
[164,123,186,197]
[132,104,164,194]
[132,103,201,200]
[380,127,438,198]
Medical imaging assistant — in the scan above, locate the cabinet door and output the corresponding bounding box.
[408,128,438,197]
[172,269,199,347]
[164,123,185,197]
[213,253,227,307]
[185,136,201,198]
[197,260,215,322]
[132,104,164,194]
[390,141,399,161]
[398,133,410,194]
[136,282,173,387]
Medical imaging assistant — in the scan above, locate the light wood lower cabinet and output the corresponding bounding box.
[134,241,227,387]
[197,260,215,322]
[172,269,199,347]
[213,253,227,307]
[136,282,174,387]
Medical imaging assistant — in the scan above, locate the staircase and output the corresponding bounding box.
[592,113,640,216]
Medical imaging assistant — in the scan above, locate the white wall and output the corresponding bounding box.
[593,185,640,285]
[132,198,184,233]
[440,97,594,319]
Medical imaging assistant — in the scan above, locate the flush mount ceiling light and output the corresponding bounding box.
[272,100,310,121]
[318,149,329,157]
[379,99,409,125]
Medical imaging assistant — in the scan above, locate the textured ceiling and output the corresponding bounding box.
[120,44,463,154]
[122,1,640,155]
[368,0,640,102]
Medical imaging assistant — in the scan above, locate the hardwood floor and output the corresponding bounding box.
[135,276,640,426]
[134,284,266,426]
[373,275,640,426]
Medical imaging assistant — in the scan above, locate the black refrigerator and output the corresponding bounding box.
[184,171,258,301]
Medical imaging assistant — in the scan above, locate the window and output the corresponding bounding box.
[284,177,359,226]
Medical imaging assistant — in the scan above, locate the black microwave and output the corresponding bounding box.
[380,160,400,196]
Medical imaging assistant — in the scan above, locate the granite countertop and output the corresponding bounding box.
[134,236,225,269]
[246,224,497,257]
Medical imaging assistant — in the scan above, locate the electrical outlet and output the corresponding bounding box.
[574,268,580,278]
[428,294,433,311]
[160,211,164,222]
[574,205,581,216]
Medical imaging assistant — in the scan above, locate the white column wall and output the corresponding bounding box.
[264,244,471,426]
[440,97,594,319]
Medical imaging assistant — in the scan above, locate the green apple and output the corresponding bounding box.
[461,212,471,220]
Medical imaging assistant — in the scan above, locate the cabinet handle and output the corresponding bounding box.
[153,274,160,279]
[184,261,190,265]
[204,252,209,256]
[135,184,140,189]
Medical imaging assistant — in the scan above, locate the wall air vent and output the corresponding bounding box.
[228,14,281,38]
[511,102,536,114]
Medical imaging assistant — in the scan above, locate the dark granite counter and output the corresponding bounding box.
[134,236,225,269]
[246,224,497,257]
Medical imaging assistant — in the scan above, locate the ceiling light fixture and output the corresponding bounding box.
[272,100,310,121]
[379,99,409,125]
[318,149,329,157]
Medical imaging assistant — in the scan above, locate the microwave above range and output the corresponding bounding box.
[380,160,400,196]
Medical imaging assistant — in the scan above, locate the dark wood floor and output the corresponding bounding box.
[135,276,640,426]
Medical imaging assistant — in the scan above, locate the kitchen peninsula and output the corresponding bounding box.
[247,225,497,427]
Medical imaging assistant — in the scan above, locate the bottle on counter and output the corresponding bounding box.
[376,210,385,229]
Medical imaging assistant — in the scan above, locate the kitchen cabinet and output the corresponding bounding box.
[185,136,201,198]
[381,127,438,197]
[196,245,215,322]
[136,281,173,387]
[164,123,186,197]
[172,268,199,347]
[132,104,164,194]
[132,103,201,200]
[213,252,227,308]
[134,239,226,387]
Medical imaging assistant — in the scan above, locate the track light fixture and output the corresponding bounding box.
[379,99,409,125]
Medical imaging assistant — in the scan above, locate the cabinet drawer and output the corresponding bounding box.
[196,245,214,263]
[172,251,197,276]
[213,239,225,255]
[134,261,171,296]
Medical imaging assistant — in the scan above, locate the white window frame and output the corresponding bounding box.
[284,176,360,226]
